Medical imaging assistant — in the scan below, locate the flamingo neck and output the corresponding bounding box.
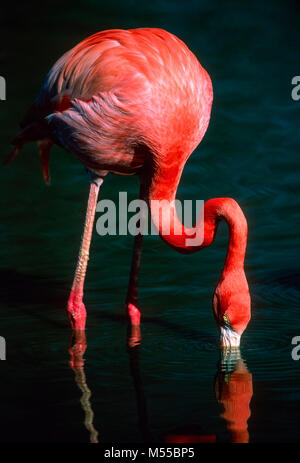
[148,164,247,273]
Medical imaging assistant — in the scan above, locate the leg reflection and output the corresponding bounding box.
[68,330,99,443]
[127,325,151,442]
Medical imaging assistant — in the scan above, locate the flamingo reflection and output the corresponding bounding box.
[67,327,252,443]
[127,325,151,442]
[67,326,145,443]
[127,326,253,443]
[215,348,253,443]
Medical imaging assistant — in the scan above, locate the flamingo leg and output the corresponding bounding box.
[67,177,103,330]
[126,182,147,326]
[126,232,144,325]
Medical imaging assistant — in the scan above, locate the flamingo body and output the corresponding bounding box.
[9,28,250,345]
[16,28,213,179]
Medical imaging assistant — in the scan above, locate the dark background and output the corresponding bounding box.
[0,0,299,442]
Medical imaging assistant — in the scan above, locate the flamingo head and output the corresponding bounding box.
[213,269,251,348]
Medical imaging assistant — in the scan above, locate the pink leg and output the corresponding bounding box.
[67,177,103,330]
[126,232,143,325]
[125,183,147,326]
[68,330,87,370]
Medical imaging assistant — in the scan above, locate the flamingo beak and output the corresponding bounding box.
[220,325,241,348]
[219,313,241,348]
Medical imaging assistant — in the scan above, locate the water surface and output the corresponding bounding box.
[0,0,299,443]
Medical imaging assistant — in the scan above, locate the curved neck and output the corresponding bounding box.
[148,164,247,272]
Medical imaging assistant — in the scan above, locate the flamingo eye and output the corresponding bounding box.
[222,313,231,327]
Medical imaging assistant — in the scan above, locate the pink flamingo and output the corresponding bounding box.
[7,28,250,346]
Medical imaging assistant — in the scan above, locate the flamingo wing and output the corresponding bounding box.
[8,28,212,178]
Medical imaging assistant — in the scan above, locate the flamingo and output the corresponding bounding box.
[7,28,250,346]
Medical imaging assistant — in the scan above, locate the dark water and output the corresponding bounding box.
[0,0,299,443]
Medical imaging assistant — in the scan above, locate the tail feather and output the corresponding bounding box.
[3,144,23,165]
[38,139,53,185]
[4,120,50,165]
